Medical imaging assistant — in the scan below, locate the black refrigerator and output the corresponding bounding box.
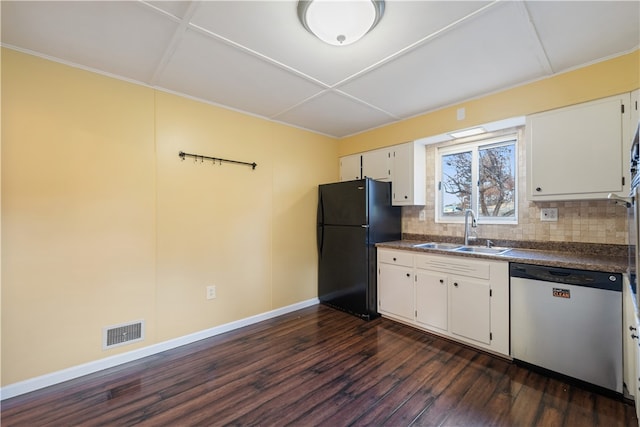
[317,179,402,320]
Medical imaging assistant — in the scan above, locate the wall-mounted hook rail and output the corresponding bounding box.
[179,151,257,170]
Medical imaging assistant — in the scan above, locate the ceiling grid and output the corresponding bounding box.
[1,0,638,138]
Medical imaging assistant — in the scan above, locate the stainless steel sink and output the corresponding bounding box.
[453,246,511,255]
[413,242,463,250]
[412,242,511,255]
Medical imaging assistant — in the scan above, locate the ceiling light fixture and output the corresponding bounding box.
[449,127,487,139]
[298,0,385,46]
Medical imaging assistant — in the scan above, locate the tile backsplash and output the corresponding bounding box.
[402,128,628,245]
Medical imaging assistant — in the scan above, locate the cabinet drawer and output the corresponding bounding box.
[378,250,414,267]
[415,254,490,280]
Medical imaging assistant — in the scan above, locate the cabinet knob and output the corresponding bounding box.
[404,195,408,199]
[406,273,411,277]
[453,282,459,287]
[632,334,639,340]
[535,187,542,192]
[393,257,397,261]
[439,279,444,284]
[630,325,637,332]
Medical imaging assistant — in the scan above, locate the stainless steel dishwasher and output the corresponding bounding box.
[510,263,623,393]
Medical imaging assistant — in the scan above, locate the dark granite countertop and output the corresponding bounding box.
[376,237,628,274]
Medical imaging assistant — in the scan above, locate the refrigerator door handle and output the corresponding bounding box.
[361,225,369,228]
[317,226,324,257]
[317,191,324,225]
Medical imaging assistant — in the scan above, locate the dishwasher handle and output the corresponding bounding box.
[510,263,622,292]
[548,270,571,277]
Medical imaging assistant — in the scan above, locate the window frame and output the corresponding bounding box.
[435,133,518,225]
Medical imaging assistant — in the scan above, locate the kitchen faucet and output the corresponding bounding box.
[464,209,477,246]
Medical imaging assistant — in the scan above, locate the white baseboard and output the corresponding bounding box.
[1,298,319,401]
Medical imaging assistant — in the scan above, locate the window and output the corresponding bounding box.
[437,135,517,224]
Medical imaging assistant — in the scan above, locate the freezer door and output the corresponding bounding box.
[318,225,373,318]
[318,180,367,226]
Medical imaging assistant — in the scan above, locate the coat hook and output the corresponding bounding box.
[178,150,256,170]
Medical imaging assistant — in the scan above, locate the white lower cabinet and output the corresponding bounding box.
[415,271,448,332]
[622,276,640,424]
[378,248,509,356]
[378,249,415,322]
[623,278,637,399]
[449,275,491,345]
[636,338,640,423]
[378,263,414,322]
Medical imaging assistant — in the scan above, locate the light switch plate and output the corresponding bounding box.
[540,208,558,222]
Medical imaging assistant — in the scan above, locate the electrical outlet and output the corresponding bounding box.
[540,208,558,222]
[419,210,426,221]
[206,285,217,300]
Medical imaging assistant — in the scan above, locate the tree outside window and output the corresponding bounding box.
[478,144,516,217]
[438,136,517,223]
[442,151,471,217]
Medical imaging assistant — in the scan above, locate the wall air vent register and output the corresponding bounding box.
[102,320,145,350]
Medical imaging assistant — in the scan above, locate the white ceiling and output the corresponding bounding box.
[2,1,639,138]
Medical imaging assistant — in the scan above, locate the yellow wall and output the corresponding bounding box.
[339,49,640,155]
[2,46,638,387]
[1,49,337,385]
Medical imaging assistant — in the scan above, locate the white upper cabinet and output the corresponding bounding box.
[339,142,425,206]
[526,93,632,201]
[362,148,392,181]
[339,154,361,182]
[340,148,392,182]
[631,89,639,130]
[391,141,426,206]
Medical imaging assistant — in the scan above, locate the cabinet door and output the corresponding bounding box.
[631,89,639,131]
[378,263,414,321]
[450,276,491,345]
[527,94,629,200]
[637,337,640,420]
[392,142,426,206]
[339,154,361,181]
[415,270,448,331]
[623,280,637,398]
[362,148,391,181]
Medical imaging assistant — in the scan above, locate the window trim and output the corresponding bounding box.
[435,133,518,225]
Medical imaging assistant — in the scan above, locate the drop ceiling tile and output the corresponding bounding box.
[154,27,326,118]
[2,0,638,138]
[526,0,640,72]
[1,1,178,83]
[339,1,550,119]
[144,1,193,20]
[274,91,397,137]
[189,0,492,86]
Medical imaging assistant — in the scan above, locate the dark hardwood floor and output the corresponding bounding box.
[2,304,637,426]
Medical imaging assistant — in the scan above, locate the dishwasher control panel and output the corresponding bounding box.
[510,263,622,291]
